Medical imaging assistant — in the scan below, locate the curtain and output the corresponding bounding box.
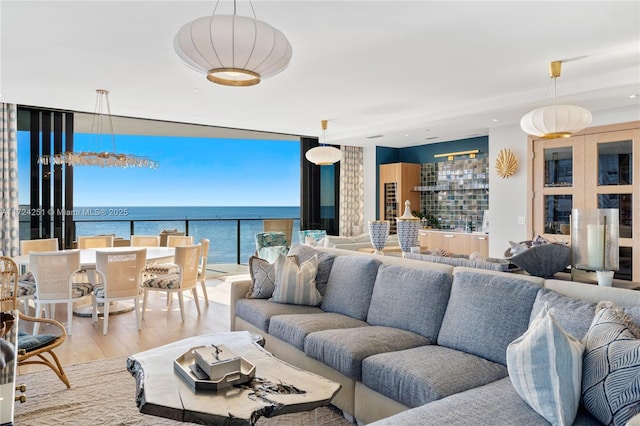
[339,145,364,236]
[0,103,19,257]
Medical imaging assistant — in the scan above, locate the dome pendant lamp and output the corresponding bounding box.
[520,61,592,139]
[305,120,342,166]
[174,0,292,87]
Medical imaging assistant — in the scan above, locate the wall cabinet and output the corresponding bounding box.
[529,121,640,282]
[418,230,489,258]
[379,163,420,233]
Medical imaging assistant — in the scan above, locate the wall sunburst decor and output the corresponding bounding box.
[496,148,518,178]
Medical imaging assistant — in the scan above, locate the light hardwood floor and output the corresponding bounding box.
[16,275,241,376]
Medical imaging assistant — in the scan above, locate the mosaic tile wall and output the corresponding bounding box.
[417,156,489,231]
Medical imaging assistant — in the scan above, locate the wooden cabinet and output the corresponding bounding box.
[529,121,640,281]
[419,230,489,258]
[468,234,489,258]
[379,163,420,233]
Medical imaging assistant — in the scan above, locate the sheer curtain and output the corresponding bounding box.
[0,103,19,257]
[339,145,364,236]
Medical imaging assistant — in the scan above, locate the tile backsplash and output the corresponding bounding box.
[418,157,489,231]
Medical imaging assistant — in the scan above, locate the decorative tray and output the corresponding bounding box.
[174,345,256,392]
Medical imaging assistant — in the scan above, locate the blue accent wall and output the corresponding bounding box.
[375,137,489,219]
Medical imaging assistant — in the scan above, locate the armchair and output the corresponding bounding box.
[1,256,70,388]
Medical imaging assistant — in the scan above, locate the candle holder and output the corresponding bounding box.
[368,220,390,255]
[396,200,420,257]
[570,208,619,283]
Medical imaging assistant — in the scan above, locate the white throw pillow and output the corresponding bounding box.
[271,254,322,306]
[507,305,584,426]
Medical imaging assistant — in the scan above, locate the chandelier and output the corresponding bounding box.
[520,61,592,139]
[174,1,292,87]
[305,120,342,165]
[37,90,159,169]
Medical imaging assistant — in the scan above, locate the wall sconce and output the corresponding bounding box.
[434,149,480,161]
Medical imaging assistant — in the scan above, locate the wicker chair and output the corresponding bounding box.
[0,256,70,388]
[130,235,160,247]
[92,249,146,335]
[16,238,59,314]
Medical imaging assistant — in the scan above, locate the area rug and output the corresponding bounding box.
[14,356,350,425]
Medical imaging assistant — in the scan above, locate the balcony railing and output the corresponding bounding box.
[19,217,300,265]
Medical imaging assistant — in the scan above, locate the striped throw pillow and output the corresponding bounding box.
[507,305,584,426]
[271,254,322,306]
[582,302,640,426]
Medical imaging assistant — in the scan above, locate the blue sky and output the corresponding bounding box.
[18,132,301,207]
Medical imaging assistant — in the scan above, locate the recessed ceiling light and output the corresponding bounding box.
[425,136,438,140]
[492,118,500,122]
[630,94,638,99]
[366,135,384,139]
[405,134,410,137]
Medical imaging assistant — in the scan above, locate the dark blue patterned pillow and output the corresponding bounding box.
[582,302,640,425]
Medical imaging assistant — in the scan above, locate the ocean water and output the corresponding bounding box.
[20,206,300,265]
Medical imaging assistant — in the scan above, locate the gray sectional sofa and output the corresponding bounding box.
[228,245,640,425]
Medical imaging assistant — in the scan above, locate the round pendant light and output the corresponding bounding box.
[305,120,342,165]
[174,8,292,87]
[521,61,592,139]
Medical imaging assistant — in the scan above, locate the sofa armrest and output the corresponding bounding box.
[627,413,640,425]
[228,275,252,331]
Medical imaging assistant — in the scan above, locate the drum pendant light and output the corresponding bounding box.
[174,1,293,87]
[305,120,342,166]
[520,61,592,139]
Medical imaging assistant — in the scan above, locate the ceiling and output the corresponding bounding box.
[1,1,639,148]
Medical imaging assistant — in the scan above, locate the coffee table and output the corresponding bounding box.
[126,331,341,425]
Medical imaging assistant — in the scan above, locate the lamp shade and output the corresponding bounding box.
[174,15,292,86]
[520,104,592,139]
[305,146,342,166]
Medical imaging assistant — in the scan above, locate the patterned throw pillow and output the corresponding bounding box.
[246,256,278,299]
[582,302,640,426]
[271,254,322,306]
[507,305,584,426]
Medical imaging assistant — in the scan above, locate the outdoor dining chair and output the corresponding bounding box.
[29,250,87,336]
[92,249,146,335]
[142,244,201,321]
[0,256,70,388]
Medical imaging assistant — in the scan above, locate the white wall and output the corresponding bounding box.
[488,105,639,258]
[487,125,530,258]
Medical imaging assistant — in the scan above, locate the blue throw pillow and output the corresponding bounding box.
[582,302,640,426]
[507,305,584,426]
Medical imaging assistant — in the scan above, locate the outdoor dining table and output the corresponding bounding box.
[13,246,176,317]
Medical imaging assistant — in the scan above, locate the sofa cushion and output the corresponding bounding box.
[268,313,369,350]
[437,270,540,365]
[362,345,507,408]
[582,302,640,426]
[235,298,323,332]
[507,306,584,426]
[368,377,602,426]
[321,256,381,320]
[529,287,596,340]
[304,326,429,381]
[287,245,336,295]
[271,254,322,306]
[367,265,452,340]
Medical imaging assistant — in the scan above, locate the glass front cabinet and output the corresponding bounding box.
[530,122,640,282]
